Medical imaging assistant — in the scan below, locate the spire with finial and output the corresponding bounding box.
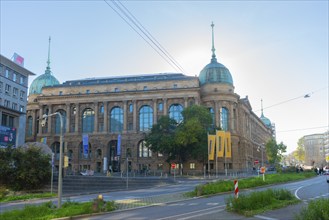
[45,36,51,74]
[261,99,264,117]
[211,22,217,63]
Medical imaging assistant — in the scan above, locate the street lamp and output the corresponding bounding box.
[41,112,63,208]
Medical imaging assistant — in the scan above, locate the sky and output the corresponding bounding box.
[1,0,328,154]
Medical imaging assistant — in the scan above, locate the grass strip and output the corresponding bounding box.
[0,199,116,220]
[225,189,300,217]
[295,198,329,220]
[191,172,315,196]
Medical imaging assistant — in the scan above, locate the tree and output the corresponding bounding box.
[265,139,287,170]
[0,144,51,191]
[175,105,212,163]
[293,138,305,164]
[145,116,178,162]
[145,105,212,172]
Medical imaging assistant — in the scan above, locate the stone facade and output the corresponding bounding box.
[26,73,273,175]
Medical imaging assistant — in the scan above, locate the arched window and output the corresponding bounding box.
[169,104,183,123]
[80,142,92,159]
[209,108,215,129]
[55,110,66,134]
[82,108,94,133]
[110,107,123,132]
[139,105,153,131]
[138,140,152,157]
[68,150,73,160]
[51,142,60,160]
[96,149,102,159]
[27,116,33,136]
[221,107,229,131]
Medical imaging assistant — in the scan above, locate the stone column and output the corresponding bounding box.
[123,101,127,132]
[75,103,80,133]
[163,98,168,116]
[184,97,188,108]
[66,103,70,133]
[38,107,43,135]
[104,101,108,133]
[94,102,98,132]
[31,110,36,136]
[215,101,220,128]
[133,100,137,131]
[153,99,157,124]
[47,105,52,134]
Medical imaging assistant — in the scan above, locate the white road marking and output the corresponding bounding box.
[254,215,278,220]
[156,205,226,220]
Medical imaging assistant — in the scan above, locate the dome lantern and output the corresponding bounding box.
[199,22,234,86]
[29,37,60,95]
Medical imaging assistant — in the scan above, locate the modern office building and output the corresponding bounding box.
[0,54,35,148]
[25,29,274,175]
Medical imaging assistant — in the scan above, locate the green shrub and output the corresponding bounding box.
[225,189,299,217]
[295,198,329,220]
[0,146,51,191]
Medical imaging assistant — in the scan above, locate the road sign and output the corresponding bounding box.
[254,160,259,164]
[260,166,266,174]
[171,163,176,169]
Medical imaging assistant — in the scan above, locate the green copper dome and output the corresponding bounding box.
[260,113,272,128]
[199,58,233,86]
[260,100,272,128]
[29,69,60,95]
[199,22,233,86]
[29,37,60,95]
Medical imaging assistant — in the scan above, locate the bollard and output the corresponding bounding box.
[234,179,239,199]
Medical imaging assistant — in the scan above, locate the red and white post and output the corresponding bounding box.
[234,179,239,199]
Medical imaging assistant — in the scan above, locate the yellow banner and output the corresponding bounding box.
[208,134,216,160]
[216,130,225,158]
[326,155,329,162]
[216,130,232,158]
[225,132,232,158]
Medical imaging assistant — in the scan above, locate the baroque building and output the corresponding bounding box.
[25,27,273,175]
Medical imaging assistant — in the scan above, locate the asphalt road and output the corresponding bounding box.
[78,175,329,220]
[1,175,328,220]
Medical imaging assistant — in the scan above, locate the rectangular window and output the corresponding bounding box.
[5,84,11,93]
[13,88,18,97]
[59,91,63,95]
[173,84,177,88]
[86,90,90,94]
[190,163,195,169]
[143,86,148,91]
[19,105,24,112]
[0,82,2,93]
[5,69,9,78]
[20,76,24,85]
[114,88,119,92]
[12,103,17,110]
[13,73,17,82]
[4,100,10,107]
[129,104,133,113]
[20,91,25,100]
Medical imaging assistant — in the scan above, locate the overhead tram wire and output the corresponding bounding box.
[277,125,329,133]
[115,0,186,74]
[254,86,329,112]
[103,0,180,72]
[104,0,185,74]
